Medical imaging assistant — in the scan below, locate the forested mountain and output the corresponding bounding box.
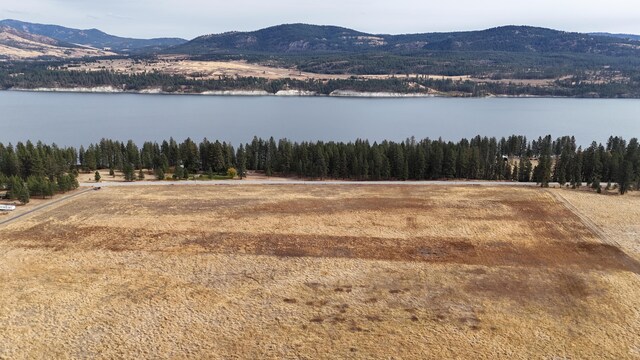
[0,19,187,52]
[590,32,640,42]
[166,24,640,82]
[175,24,373,53]
[170,24,640,56]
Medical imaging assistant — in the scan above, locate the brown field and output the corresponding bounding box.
[0,185,638,359]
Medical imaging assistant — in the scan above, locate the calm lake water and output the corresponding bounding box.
[1,91,639,147]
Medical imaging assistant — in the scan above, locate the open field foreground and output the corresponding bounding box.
[0,185,639,359]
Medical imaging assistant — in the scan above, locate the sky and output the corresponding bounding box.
[1,0,639,40]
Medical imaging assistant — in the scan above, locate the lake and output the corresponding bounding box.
[1,91,639,147]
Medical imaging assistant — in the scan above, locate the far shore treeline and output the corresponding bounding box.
[2,61,640,98]
[0,135,639,203]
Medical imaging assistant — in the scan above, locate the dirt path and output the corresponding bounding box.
[549,189,620,248]
[79,180,552,187]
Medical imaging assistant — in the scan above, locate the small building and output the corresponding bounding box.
[0,204,16,211]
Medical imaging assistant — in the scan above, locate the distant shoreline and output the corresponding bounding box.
[3,87,561,99]
[7,87,440,98]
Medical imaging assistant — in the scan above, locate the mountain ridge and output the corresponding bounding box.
[589,32,640,41]
[168,23,640,57]
[0,19,187,52]
[2,20,639,56]
[0,25,116,59]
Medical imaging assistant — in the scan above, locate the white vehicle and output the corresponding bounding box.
[0,204,16,211]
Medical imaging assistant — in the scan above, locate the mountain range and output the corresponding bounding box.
[1,19,640,77]
[2,20,640,97]
[171,23,640,57]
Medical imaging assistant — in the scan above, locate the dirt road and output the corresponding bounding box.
[80,180,579,187]
[0,188,94,227]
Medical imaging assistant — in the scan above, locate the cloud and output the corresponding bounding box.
[106,13,133,20]
[2,8,30,15]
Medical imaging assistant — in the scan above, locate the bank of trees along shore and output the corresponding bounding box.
[0,141,79,203]
[0,135,639,203]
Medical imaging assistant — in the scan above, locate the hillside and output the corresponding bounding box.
[178,24,374,53]
[3,21,640,97]
[0,26,115,60]
[0,19,187,52]
[164,24,640,78]
[169,24,640,57]
[590,32,640,42]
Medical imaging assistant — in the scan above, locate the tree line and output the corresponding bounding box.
[1,135,638,205]
[0,141,79,203]
[2,134,636,201]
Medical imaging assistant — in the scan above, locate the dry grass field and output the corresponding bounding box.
[554,189,640,260]
[65,58,562,88]
[0,185,638,359]
[67,59,356,81]
[67,58,505,84]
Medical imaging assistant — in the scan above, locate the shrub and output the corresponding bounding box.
[227,167,238,179]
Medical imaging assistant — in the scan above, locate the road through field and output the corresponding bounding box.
[0,188,94,227]
[549,190,611,242]
[547,190,637,258]
[80,180,581,187]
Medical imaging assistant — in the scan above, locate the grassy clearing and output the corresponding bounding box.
[0,185,638,359]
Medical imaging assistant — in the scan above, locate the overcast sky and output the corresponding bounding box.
[2,0,639,40]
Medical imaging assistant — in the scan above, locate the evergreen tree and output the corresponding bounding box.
[8,176,29,204]
[618,161,634,195]
[27,176,45,198]
[155,167,165,180]
[18,185,30,204]
[571,149,583,188]
[123,163,135,182]
[592,177,601,193]
[504,163,512,181]
[533,135,553,187]
[173,165,184,179]
[618,138,638,194]
[236,144,247,179]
